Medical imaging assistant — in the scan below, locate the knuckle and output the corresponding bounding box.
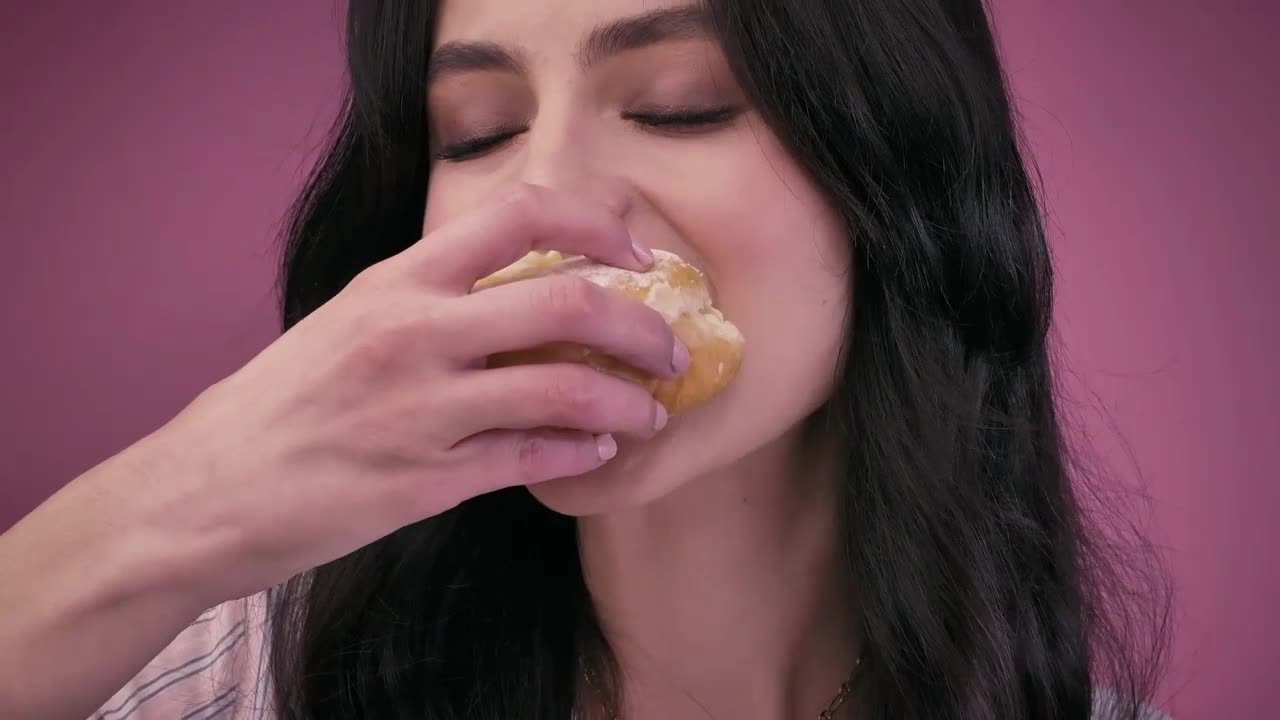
[347,259,397,294]
[346,331,399,377]
[513,434,551,481]
[405,299,449,337]
[499,183,544,223]
[345,309,412,375]
[497,183,559,248]
[544,368,597,419]
[541,276,599,321]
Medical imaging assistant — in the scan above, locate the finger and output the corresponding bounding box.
[440,274,686,380]
[408,183,653,293]
[440,363,667,443]
[449,428,618,492]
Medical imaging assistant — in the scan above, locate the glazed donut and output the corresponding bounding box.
[472,249,745,415]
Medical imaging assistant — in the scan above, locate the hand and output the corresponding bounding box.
[147,183,687,604]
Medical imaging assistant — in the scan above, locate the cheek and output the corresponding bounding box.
[691,131,853,412]
[731,236,850,423]
[642,118,851,300]
[422,167,503,235]
[665,126,852,364]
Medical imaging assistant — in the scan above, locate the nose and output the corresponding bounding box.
[517,119,634,221]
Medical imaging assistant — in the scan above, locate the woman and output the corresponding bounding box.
[0,0,1170,718]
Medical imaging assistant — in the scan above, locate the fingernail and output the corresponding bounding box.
[671,340,691,374]
[596,434,618,460]
[632,235,655,266]
[653,404,669,432]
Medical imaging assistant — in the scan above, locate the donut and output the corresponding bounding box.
[472,249,745,415]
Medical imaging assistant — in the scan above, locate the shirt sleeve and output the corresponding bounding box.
[1092,688,1171,720]
[91,589,277,720]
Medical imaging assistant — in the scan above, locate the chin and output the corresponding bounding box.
[524,378,794,517]
[525,384,748,516]
[526,425,696,517]
[525,332,843,517]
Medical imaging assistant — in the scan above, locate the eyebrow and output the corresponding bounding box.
[428,6,711,84]
[579,6,711,67]
[427,41,522,83]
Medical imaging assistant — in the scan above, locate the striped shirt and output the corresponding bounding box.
[93,590,276,720]
[92,589,1166,719]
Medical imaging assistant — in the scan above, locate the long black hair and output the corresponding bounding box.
[269,1,1170,718]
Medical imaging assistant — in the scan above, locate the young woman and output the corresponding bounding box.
[0,0,1170,718]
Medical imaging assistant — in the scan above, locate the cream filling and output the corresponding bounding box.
[481,249,743,345]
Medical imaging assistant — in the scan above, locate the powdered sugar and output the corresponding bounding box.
[479,249,743,344]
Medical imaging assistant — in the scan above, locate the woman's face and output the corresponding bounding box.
[424,0,851,515]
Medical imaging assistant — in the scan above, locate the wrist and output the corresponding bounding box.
[0,431,220,718]
[108,424,233,614]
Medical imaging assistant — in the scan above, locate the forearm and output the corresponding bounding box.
[0,435,216,720]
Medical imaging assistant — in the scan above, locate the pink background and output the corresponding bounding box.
[1,2,1275,717]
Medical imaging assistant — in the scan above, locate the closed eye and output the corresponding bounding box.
[433,106,741,162]
[434,126,526,162]
[623,105,741,132]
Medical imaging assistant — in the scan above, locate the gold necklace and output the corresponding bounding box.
[589,656,863,720]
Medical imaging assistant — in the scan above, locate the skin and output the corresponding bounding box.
[0,185,676,720]
[0,1,856,719]
[428,1,856,717]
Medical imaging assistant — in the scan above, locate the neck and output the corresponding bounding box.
[577,434,858,720]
